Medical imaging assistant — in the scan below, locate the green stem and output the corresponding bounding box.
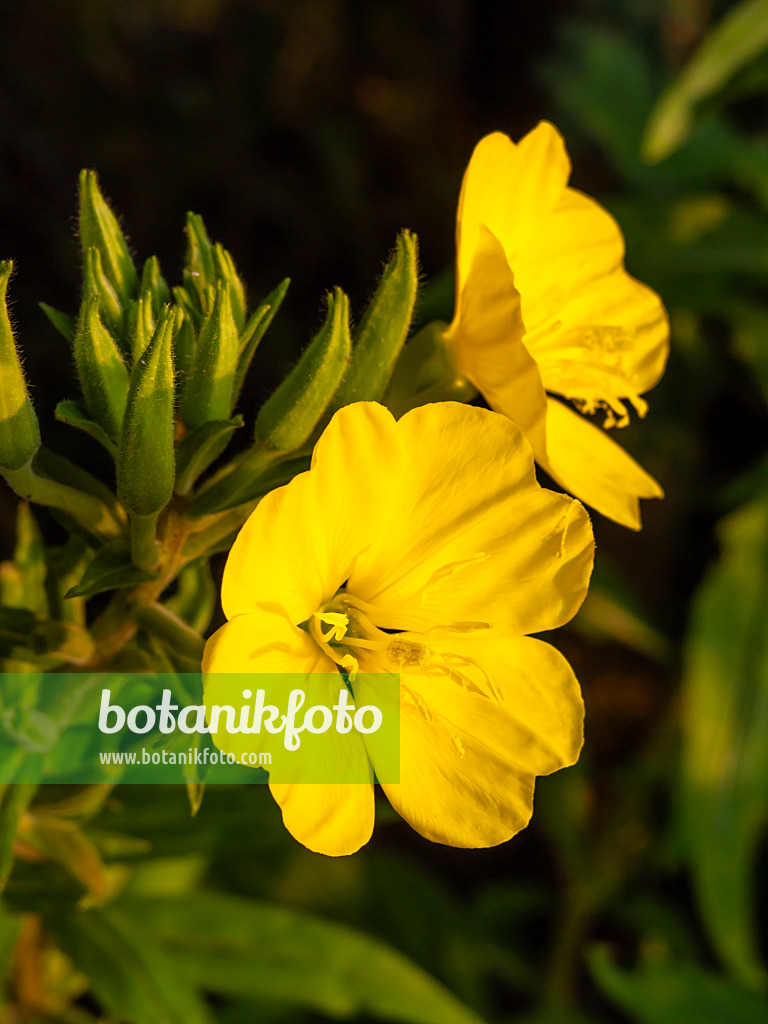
[134,602,204,663]
[0,783,37,894]
[130,511,160,572]
[2,462,122,540]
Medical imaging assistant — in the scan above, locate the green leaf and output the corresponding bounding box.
[55,399,118,457]
[175,416,243,495]
[680,493,768,989]
[130,892,486,1024]
[0,607,38,657]
[0,503,48,616]
[329,229,419,411]
[52,908,211,1024]
[0,784,37,894]
[65,539,156,599]
[589,946,768,1024]
[232,277,290,406]
[643,0,768,162]
[0,904,22,978]
[254,286,351,454]
[39,302,75,345]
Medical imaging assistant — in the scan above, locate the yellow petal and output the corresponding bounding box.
[203,612,374,857]
[356,634,583,848]
[455,124,570,293]
[347,403,594,636]
[221,402,404,624]
[452,121,669,473]
[446,224,548,456]
[541,397,663,531]
[268,781,374,857]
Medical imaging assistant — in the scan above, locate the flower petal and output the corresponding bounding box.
[455,124,570,293]
[221,402,404,624]
[356,634,583,847]
[541,397,663,531]
[268,780,374,857]
[446,224,548,456]
[347,403,594,636]
[203,612,374,857]
[453,121,669,467]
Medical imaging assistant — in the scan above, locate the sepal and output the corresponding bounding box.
[330,229,418,411]
[0,261,41,471]
[78,169,139,306]
[117,307,177,517]
[83,246,123,338]
[73,295,130,444]
[180,282,239,431]
[254,286,351,454]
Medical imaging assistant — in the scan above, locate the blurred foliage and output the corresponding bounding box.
[1,1,768,1023]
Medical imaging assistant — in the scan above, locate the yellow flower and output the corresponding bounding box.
[444,122,669,530]
[202,401,594,856]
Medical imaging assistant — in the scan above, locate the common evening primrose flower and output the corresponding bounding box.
[443,122,669,530]
[203,401,594,856]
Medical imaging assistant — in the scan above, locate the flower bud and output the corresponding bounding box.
[83,246,123,337]
[78,170,139,306]
[254,287,351,454]
[0,261,41,471]
[330,229,418,410]
[117,308,178,516]
[184,212,216,316]
[181,282,239,431]
[73,294,130,444]
[213,242,246,332]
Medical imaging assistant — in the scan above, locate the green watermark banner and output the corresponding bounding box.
[0,672,400,785]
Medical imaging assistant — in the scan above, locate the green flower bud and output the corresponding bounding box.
[173,307,196,381]
[73,294,130,444]
[117,307,177,517]
[254,287,351,454]
[131,292,156,363]
[329,229,418,411]
[140,256,170,314]
[213,242,246,332]
[78,170,139,306]
[0,261,41,471]
[83,246,123,337]
[181,282,239,432]
[184,212,216,315]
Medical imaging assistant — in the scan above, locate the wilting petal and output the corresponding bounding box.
[348,403,594,635]
[356,633,583,847]
[541,397,663,531]
[222,402,405,624]
[446,224,548,456]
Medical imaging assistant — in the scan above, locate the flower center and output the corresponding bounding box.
[306,592,501,703]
